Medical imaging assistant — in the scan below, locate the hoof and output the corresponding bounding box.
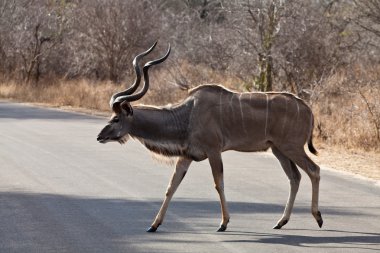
[217,224,227,232]
[317,219,323,228]
[316,211,323,228]
[273,219,288,229]
[146,226,158,232]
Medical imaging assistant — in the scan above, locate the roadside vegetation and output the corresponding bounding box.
[0,0,379,177]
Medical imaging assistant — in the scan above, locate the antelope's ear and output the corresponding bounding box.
[121,101,133,116]
[112,103,122,114]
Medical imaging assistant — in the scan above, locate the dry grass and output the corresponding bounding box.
[0,79,124,112]
[311,65,380,152]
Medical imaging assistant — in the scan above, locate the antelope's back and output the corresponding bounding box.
[188,85,313,151]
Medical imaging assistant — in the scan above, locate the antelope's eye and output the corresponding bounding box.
[110,117,119,123]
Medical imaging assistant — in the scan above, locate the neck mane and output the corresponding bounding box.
[129,99,194,157]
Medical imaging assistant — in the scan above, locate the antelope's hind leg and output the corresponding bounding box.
[272,147,301,229]
[281,148,323,228]
[147,157,192,232]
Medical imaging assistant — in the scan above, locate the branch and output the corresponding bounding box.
[236,29,260,53]
[358,89,380,142]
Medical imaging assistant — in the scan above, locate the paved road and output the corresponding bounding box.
[0,101,379,253]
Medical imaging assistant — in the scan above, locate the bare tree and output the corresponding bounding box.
[0,0,375,98]
[228,0,362,96]
[354,0,380,39]
[2,0,72,83]
[227,0,285,91]
[76,0,160,82]
[0,0,17,77]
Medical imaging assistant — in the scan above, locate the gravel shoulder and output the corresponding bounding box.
[313,144,380,181]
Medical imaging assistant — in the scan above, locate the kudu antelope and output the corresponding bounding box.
[97,42,323,232]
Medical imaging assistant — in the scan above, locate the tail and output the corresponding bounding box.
[308,117,318,155]
[308,134,318,155]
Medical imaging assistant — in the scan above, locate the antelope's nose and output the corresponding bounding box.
[97,135,105,142]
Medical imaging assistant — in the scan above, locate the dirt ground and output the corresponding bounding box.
[4,100,380,183]
[311,144,380,181]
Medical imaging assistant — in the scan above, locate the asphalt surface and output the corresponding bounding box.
[0,101,379,253]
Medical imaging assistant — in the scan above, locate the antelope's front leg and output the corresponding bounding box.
[147,157,192,232]
[208,152,230,232]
